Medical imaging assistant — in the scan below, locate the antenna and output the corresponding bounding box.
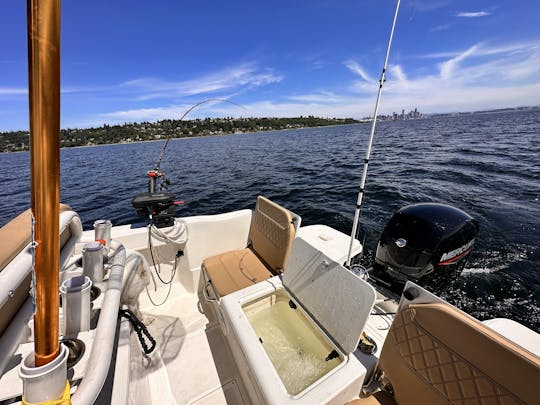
[345,0,401,267]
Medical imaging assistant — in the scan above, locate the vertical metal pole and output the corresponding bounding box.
[346,0,401,267]
[28,0,61,366]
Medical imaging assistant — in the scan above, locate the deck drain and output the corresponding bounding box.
[90,285,101,301]
[61,337,86,369]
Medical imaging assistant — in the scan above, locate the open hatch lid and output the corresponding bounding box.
[283,236,376,354]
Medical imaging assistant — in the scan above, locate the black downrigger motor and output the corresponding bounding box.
[131,169,181,228]
[371,203,479,293]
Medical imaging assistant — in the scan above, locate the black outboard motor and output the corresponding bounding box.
[373,203,479,292]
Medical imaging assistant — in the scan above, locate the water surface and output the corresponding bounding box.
[1,110,539,330]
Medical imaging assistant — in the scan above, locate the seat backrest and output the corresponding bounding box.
[248,196,295,274]
[0,210,31,272]
[378,303,540,405]
[0,204,78,336]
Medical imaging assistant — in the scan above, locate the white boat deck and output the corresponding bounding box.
[129,267,249,405]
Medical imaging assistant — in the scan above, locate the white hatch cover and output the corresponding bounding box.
[283,236,376,354]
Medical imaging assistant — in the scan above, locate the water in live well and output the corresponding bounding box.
[0,109,539,331]
[244,292,341,395]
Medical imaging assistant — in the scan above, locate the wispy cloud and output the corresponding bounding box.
[64,40,540,127]
[430,23,452,32]
[344,60,374,83]
[421,40,540,59]
[456,11,491,18]
[120,63,282,101]
[288,91,344,103]
[0,88,27,96]
[439,44,480,80]
[406,0,452,13]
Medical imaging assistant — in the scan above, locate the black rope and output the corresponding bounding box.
[119,309,156,355]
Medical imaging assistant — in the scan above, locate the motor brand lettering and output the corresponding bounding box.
[440,239,475,263]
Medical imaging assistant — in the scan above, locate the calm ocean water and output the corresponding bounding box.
[1,110,539,331]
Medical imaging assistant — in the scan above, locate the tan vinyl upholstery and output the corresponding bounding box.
[0,204,73,336]
[203,248,273,297]
[366,303,540,405]
[0,210,32,272]
[202,196,296,298]
[248,195,295,273]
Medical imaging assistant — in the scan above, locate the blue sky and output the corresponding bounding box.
[1,0,540,131]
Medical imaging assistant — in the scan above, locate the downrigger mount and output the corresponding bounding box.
[131,169,182,228]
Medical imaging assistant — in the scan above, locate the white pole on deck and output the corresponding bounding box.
[345,0,401,267]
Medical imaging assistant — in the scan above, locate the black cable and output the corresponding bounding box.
[119,308,156,354]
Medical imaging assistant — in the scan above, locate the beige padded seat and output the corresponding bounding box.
[0,210,32,272]
[356,303,540,405]
[0,204,73,335]
[203,196,295,298]
[203,249,272,297]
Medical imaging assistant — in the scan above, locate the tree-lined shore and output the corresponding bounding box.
[0,116,359,153]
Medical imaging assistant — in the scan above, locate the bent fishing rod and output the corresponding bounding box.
[345,0,401,267]
[148,98,244,192]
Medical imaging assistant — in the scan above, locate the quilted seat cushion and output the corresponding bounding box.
[380,303,540,405]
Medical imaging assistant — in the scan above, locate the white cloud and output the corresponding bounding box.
[288,91,344,103]
[439,44,480,80]
[456,11,491,18]
[422,41,540,59]
[430,23,452,32]
[344,60,374,83]
[71,40,540,127]
[0,88,27,95]
[120,64,282,101]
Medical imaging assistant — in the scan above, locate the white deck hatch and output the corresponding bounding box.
[283,237,376,354]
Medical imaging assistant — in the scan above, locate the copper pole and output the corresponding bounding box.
[27,0,61,366]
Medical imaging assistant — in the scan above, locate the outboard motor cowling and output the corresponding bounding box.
[374,203,479,291]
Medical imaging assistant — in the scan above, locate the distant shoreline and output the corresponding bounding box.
[0,119,361,154]
[2,107,539,153]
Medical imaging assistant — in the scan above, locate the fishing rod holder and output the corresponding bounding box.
[147,169,166,193]
[132,192,179,228]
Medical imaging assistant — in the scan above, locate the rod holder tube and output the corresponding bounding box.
[82,242,104,283]
[93,220,112,253]
[71,240,126,405]
[27,0,62,366]
[19,344,68,403]
[60,276,92,336]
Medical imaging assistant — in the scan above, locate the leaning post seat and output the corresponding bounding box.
[353,302,540,405]
[202,196,297,299]
[0,204,81,336]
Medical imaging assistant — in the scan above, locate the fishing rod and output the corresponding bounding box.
[345,0,401,267]
[133,98,244,228]
[148,98,244,193]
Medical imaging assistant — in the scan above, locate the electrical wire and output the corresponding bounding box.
[144,219,187,306]
[147,226,177,284]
